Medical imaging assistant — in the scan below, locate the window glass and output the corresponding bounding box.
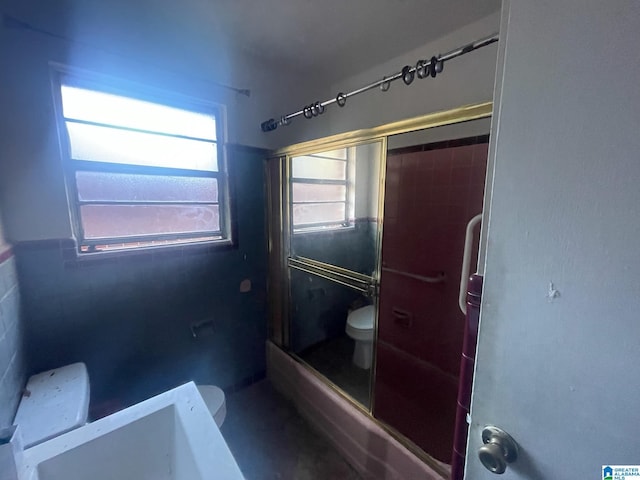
[292,202,346,227]
[289,140,383,276]
[315,148,347,160]
[81,205,220,239]
[292,184,346,203]
[292,156,346,180]
[290,147,351,232]
[66,122,218,171]
[55,74,227,253]
[61,85,216,140]
[75,172,218,203]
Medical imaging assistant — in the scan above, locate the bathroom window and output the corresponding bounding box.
[53,73,230,253]
[291,148,354,232]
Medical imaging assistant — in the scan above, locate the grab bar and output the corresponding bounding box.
[288,258,372,295]
[381,266,446,284]
[459,214,483,315]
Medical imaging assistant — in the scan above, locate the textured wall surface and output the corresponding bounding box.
[289,267,367,354]
[468,1,640,478]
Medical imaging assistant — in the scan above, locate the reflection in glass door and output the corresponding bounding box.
[290,142,382,276]
[286,140,384,409]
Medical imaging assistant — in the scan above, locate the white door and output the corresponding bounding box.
[467,1,640,479]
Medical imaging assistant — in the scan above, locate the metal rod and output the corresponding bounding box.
[72,161,220,178]
[78,200,219,206]
[291,178,347,185]
[81,230,221,245]
[64,118,218,144]
[289,257,371,286]
[293,256,373,283]
[261,32,499,132]
[288,262,370,294]
[381,266,446,284]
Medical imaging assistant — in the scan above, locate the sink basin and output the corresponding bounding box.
[20,382,243,480]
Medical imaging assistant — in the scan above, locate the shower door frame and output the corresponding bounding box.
[266,101,493,474]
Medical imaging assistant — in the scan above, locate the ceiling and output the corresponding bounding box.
[2,0,501,82]
[202,0,502,76]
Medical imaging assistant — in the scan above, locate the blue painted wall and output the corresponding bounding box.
[290,268,368,354]
[13,145,268,415]
[291,220,378,277]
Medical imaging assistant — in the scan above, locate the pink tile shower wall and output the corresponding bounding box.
[375,139,488,463]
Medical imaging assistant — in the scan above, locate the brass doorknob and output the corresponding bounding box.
[478,426,518,474]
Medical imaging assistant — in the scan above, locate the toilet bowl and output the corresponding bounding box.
[196,385,227,428]
[345,304,375,369]
[12,362,227,449]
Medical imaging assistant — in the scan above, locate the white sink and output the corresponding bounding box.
[19,382,244,480]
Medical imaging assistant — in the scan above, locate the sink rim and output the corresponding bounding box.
[20,382,243,480]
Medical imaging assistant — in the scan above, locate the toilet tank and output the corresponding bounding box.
[13,362,90,448]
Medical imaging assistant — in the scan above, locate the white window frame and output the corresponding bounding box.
[50,65,232,254]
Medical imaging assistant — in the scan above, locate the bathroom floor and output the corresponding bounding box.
[221,380,362,480]
[298,335,370,408]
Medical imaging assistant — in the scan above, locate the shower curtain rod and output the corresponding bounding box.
[260,32,499,133]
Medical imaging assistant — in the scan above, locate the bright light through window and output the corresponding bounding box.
[60,85,217,140]
[55,75,228,253]
[66,122,218,171]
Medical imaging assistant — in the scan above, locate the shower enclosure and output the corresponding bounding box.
[267,104,491,471]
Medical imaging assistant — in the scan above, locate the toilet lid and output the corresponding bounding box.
[197,385,226,427]
[14,362,90,448]
[347,304,375,330]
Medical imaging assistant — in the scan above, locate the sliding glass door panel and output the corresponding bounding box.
[374,121,489,462]
[284,139,385,410]
[289,141,384,278]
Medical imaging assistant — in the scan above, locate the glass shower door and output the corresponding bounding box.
[374,121,490,463]
[286,140,384,409]
[268,106,495,469]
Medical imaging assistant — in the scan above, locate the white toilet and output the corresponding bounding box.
[345,304,375,369]
[196,385,227,427]
[13,362,227,448]
[13,362,91,448]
